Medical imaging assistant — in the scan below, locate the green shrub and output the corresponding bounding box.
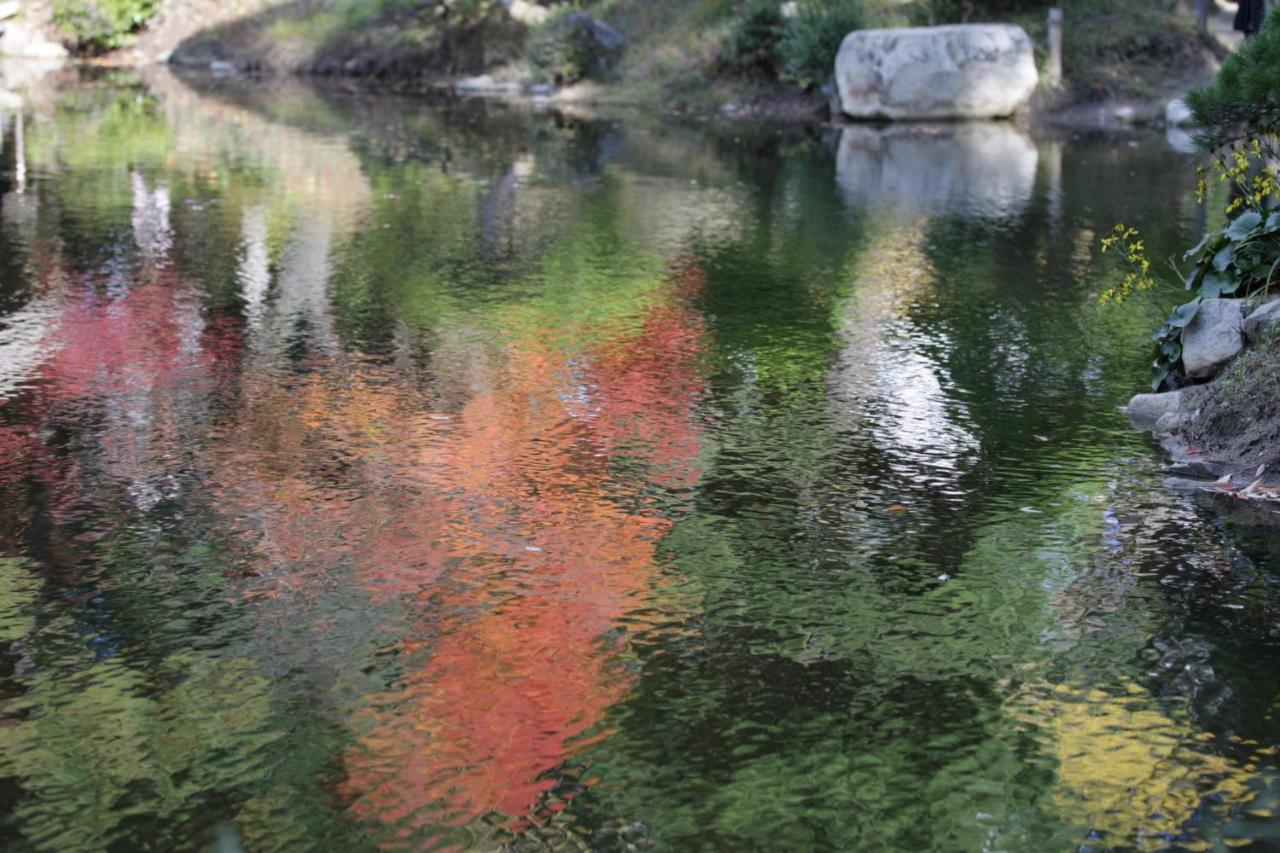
[527,12,628,84]
[719,0,863,87]
[1130,13,1280,389]
[1187,10,1280,144]
[718,1,787,79]
[778,0,865,88]
[53,0,160,53]
[1103,135,1280,389]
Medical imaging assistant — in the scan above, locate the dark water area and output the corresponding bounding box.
[1,69,1279,851]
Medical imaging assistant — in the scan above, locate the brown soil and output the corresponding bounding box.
[1174,345,1280,480]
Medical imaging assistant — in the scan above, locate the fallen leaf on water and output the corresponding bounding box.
[1033,435,1050,443]
[1020,507,1043,514]
[887,505,908,514]
[937,573,950,581]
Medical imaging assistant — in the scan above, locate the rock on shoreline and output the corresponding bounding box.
[1127,297,1280,491]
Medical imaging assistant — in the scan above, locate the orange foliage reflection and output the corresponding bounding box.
[347,310,705,834]
[211,259,707,842]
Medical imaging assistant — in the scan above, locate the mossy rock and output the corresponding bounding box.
[528,12,627,85]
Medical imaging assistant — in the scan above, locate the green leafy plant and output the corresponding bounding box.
[1104,134,1280,389]
[527,11,627,85]
[1107,10,1280,389]
[718,1,787,79]
[778,0,866,89]
[719,0,864,87]
[53,0,160,53]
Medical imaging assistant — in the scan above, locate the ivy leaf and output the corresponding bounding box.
[1167,299,1201,328]
[1199,270,1235,297]
[1226,211,1263,240]
[1183,232,1213,261]
[1152,361,1171,390]
[1213,243,1236,271]
[1183,230,1227,261]
[1184,263,1207,291]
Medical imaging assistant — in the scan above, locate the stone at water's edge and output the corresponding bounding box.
[834,24,1037,120]
[1243,299,1280,344]
[1181,298,1245,379]
[0,22,67,61]
[501,0,550,25]
[1166,98,1195,127]
[454,75,523,97]
[1127,389,1186,430]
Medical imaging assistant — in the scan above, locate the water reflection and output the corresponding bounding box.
[836,122,1038,219]
[0,70,1277,852]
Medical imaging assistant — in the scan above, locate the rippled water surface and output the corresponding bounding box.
[2,70,1280,851]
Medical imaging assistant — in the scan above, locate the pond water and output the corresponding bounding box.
[1,70,1279,852]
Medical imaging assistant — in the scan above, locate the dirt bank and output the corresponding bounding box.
[1167,345,1280,483]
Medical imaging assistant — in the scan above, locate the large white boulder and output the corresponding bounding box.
[1181,298,1245,379]
[835,24,1038,120]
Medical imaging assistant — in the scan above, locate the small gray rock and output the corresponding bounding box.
[1243,299,1280,344]
[1164,476,1215,492]
[454,74,522,96]
[1165,98,1194,127]
[1166,459,1226,480]
[1155,411,1185,432]
[1181,298,1245,379]
[1127,389,1185,430]
[530,12,627,84]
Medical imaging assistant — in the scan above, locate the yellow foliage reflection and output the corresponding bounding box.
[1010,678,1263,850]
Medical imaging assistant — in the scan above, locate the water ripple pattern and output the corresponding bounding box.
[0,71,1276,852]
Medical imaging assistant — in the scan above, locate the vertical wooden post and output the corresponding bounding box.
[15,110,24,194]
[1047,8,1063,89]
[1195,0,1211,35]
